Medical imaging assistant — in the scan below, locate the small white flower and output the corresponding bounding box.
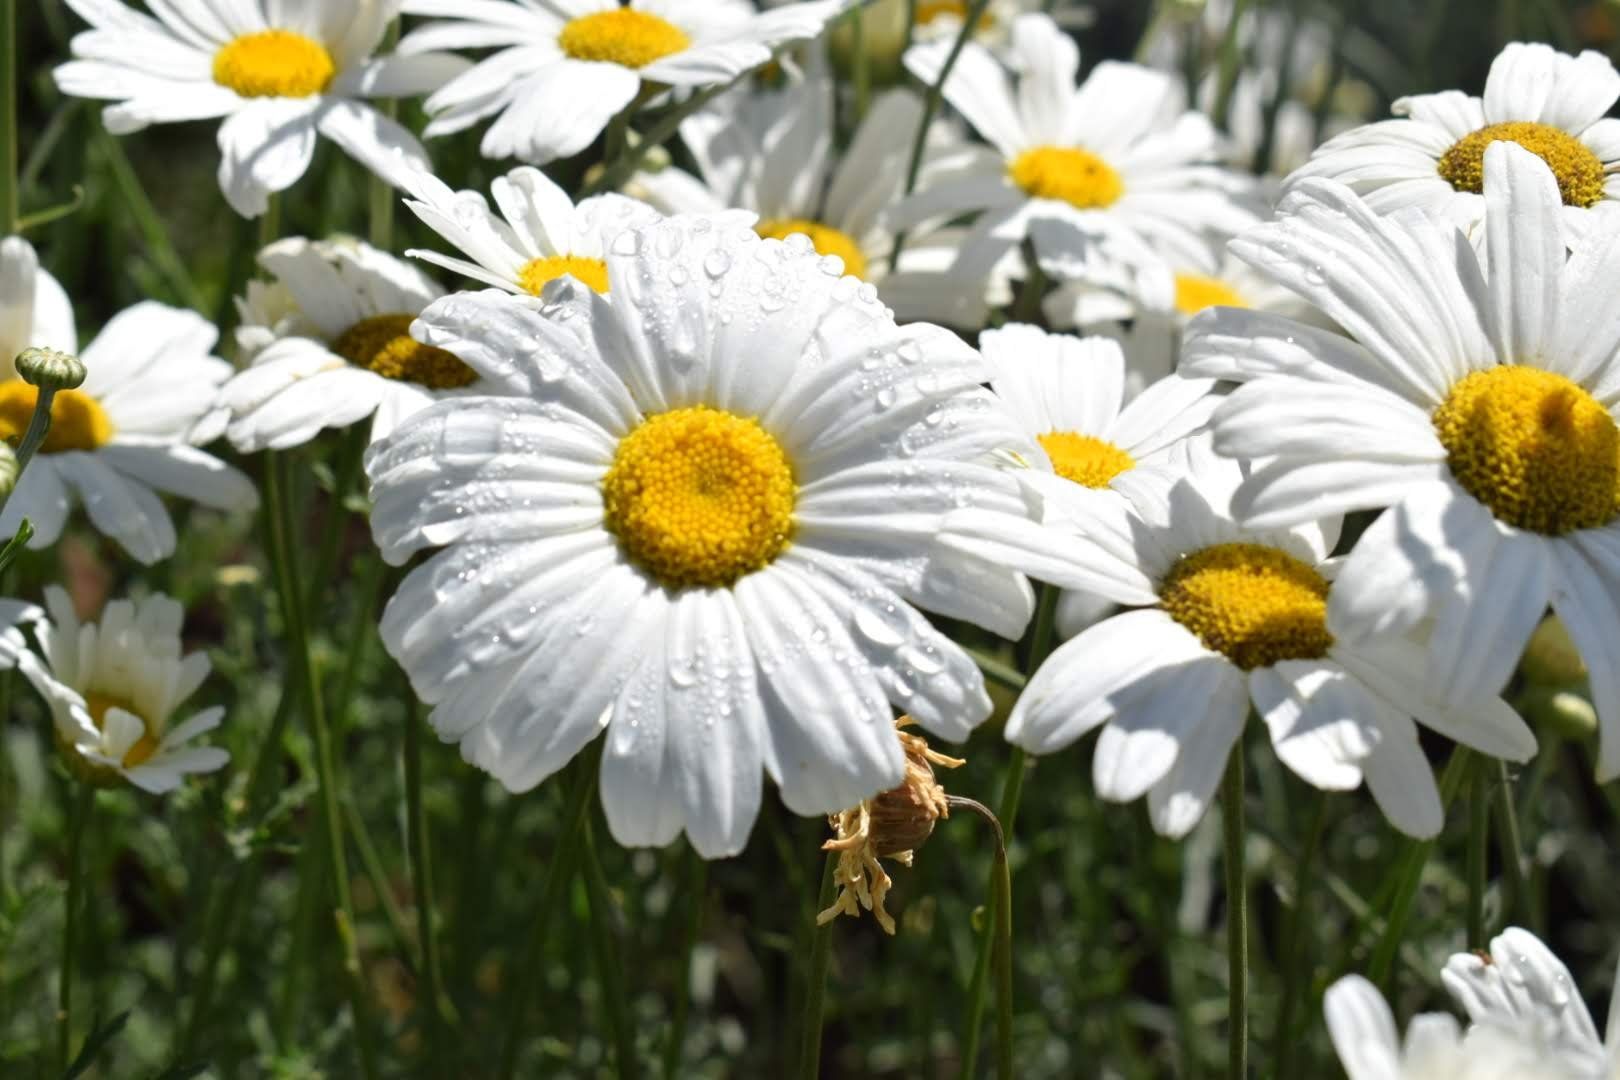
[202,236,488,451]
[985,441,1533,838]
[402,165,664,299]
[1291,41,1620,240]
[54,0,469,217]
[13,588,229,794]
[0,239,256,564]
[398,0,846,165]
[1190,143,1620,783]
[366,214,1043,858]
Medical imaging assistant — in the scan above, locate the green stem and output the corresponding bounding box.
[661,846,707,1080]
[1466,757,1490,949]
[343,793,417,973]
[1210,0,1252,130]
[1222,750,1248,1080]
[850,5,871,124]
[406,698,454,1069]
[1,0,17,232]
[797,852,839,1080]
[1010,240,1047,325]
[888,0,993,273]
[95,130,210,312]
[496,747,601,1080]
[1272,792,1329,1077]
[264,450,378,1078]
[949,797,1014,1080]
[583,820,639,1079]
[963,646,1026,693]
[56,785,93,1074]
[1492,760,1529,932]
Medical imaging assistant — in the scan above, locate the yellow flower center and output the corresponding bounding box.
[212,29,336,99]
[1174,273,1249,316]
[85,691,159,769]
[331,314,478,390]
[517,255,611,296]
[755,218,869,280]
[914,0,994,29]
[1432,365,1620,534]
[558,9,691,68]
[1160,543,1334,670]
[602,406,796,590]
[1037,431,1135,488]
[1437,121,1606,208]
[1009,146,1124,210]
[0,383,114,453]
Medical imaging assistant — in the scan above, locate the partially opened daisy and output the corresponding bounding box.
[53,0,469,218]
[18,588,229,794]
[984,442,1533,838]
[893,13,1258,295]
[1190,143,1620,782]
[1291,41,1620,239]
[398,0,847,165]
[402,165,664,299]
[201,236,487,451]
[366,214,1044,858]
[0,237,75,380]
[1443,927,1620,1079]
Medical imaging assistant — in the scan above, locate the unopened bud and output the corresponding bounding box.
[16,347,85,391]
[1521,615,1586,685]
[1520,683,1599,741]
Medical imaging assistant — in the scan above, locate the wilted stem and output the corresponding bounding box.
[56,785,93,1074]
[1222,749,1249,1079]
[797,851,839,1080]
[948,796,1013,1080]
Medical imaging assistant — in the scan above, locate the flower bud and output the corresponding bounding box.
[1520,683,1599,741]
[1521,615,1586,685]
[15,346,86,391]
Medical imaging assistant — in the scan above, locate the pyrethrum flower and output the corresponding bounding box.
[201,236,486,450]
[402,166,663,299]
[1291,41,1620,239]
[989,443,1533,838]
[366,214,1045,858]
[398,0,846,165]
[12,588,229,794]
[1190,143,1620,782]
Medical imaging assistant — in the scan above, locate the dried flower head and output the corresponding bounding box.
[817,718,964,935]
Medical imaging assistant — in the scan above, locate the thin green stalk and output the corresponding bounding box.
[56,786,93,1074]
[583,820,639,1079]
[888,0,994,272]
[368,21,399,250]
[1272,792,1329,1077]
[344,794,417,973]
[1010,240,1047,325]
[963,646,1026,693]
[264,450,379,1078]
[1,0,18,232]
[662,846,707,1080]
[11,386,58,483]
[1210,0,1252,130]
[949,797,1014,1080]
[1492,760,1527,933]
[1466,758,1490,949]
[496,747,600,1080]
[406,698,455,1068]
[95,130,210,312]
[1222,750,1248,1080]
[850,5,871,124]
[797,851,839,1080]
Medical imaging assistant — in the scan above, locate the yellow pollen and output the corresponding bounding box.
[0,383,114,454]
[213,29,335,99]
[1037,431,1135,488]
[602,406,796,589]
[914,0,994,29]
[85,691,159,769]
[1160,543,1334,670]
[1432,365,1620,534]
[558,9,691,68]
[755,218,869,280]
[517,255,611,296]
[1174,273,1250,316]
[1009,146,1124,210]
[1438,121,1606,208]
[331,314,478,390]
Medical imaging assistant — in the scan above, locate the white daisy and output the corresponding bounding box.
[1189,143,1620,782]
[53,0,469,218]
[15,588,229,794]
[1290,41,1620,240]
[201,236,488,451]
[1443,927,1620,1080]
[1326,975,1575,1080]
[397,0,847,165]
[365,214,1044,858]
[402,165,665,299]
[983,441,1534,838]
[891,13,1258,298]
[0,254,256,563]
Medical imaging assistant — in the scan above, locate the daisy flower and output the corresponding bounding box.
[0,257,256,563]
[1326,975,1574,1080]
[988,442,1533,838]
[1443,927,1620,1079]
[53,0,469,218]
[397,0,847,165]
[202,236,487,451]
[892,13,1258,296]
[1189,143,1620,782]
[16,588,229,794]
[402,165,664,299]
[365,214,1044,858]
[1290,41,1620,239]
